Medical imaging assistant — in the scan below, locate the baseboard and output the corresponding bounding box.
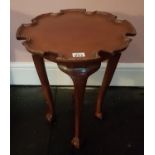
[10,62,144,86]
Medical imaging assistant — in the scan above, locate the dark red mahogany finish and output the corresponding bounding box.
[16,9,136,149]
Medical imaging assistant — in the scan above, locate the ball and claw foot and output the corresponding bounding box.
[95,112,103,120]
[71,137,80,149]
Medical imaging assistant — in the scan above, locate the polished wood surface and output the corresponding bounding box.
[95,53,121,119]
[58,62,101,148]
[32,54,55,122]
[16,9,136,149]
[16,9,136,62]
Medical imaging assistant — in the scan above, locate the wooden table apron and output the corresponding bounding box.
[16,9,136,149]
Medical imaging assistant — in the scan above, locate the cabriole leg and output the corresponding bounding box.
[95,54,121,119]
[32,54,55,122]
[58,63,101,149]
[71,76,87,149]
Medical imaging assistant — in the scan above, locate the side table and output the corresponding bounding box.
[16,9,136,149]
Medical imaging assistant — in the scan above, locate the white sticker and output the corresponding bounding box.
[72,52,85,58]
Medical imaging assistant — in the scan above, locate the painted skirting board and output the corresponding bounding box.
[10,62,144,86]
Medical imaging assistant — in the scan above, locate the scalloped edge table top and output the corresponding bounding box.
[16,9,136,62]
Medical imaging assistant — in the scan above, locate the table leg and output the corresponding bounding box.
[32,54,55,122]
[58,63,100,148]
[71,76,87,149]
[95,53,121,119]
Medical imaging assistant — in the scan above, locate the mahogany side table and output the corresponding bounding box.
[16,9,136,149]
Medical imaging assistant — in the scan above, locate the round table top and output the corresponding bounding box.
[16,9,136,63]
